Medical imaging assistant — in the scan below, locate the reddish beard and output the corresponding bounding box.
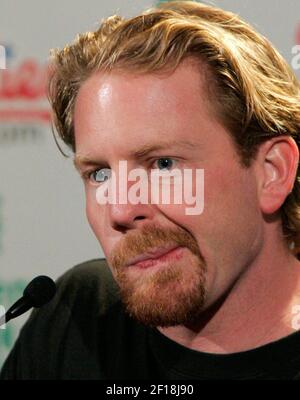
[109,223,207,327]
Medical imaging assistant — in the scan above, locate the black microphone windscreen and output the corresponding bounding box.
[23,275,57,307]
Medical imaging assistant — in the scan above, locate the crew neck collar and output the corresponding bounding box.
[149,327,300,379]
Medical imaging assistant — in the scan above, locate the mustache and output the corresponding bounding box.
[109,223,203,271]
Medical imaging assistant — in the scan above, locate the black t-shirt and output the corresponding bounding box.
[1,258,300,380]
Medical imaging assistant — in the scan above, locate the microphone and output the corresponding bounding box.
[0,275,56,327]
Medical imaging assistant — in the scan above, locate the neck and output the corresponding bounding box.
[158,239,300,354]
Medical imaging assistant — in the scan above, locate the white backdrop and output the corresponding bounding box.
[0,0,299,367]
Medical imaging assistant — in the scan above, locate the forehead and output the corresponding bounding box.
[73,59,220,156]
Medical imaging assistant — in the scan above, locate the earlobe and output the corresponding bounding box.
[258,136,299,215]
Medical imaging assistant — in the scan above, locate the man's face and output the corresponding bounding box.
[74,60,263,327]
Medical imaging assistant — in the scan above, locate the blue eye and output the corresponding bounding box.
[90,168,111,183]
[153,158,176,171]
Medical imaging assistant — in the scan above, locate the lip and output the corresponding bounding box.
[125,245,180,268]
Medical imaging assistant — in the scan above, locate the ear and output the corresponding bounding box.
[257,136,299,215]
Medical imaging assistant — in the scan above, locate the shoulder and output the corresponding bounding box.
[41,258,121,319]
[9,258,121,342]
[0,259,122,379]
[57,257,113,286]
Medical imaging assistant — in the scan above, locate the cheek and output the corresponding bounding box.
[154,171,205,221]
[84,188,119,256]
[154,165,250,237]
[85,187,103,237]
[202,166,261,256]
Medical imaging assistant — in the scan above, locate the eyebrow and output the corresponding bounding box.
[73,139,198,171]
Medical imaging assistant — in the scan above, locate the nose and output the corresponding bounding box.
[108,202,155,231]
[105,168,156,232]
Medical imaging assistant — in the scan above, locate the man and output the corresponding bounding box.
[1,0,300,379]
